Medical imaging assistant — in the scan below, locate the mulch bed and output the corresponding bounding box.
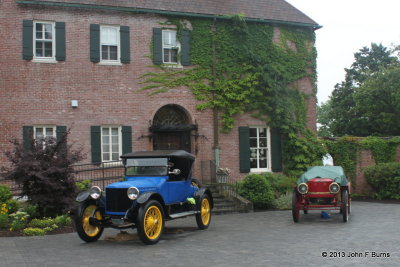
[0,225,76,238]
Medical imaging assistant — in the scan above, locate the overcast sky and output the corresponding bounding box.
[285,0,400,104]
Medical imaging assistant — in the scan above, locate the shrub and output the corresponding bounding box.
[23,227,46,236]
[21,204,40,219]
[9,211,29,231]
[0,214,9,229]
[54,214,72,227]
[76,180,91,192]
[0,185,12,203]
[273,192,292,210]
[364,162,400,199]
[28,218,57,229]
[3,129,84,217]
[264,173,296,197]
[238,174,274,209]
[5,199,19,214]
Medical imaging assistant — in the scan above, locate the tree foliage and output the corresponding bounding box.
[3,130,84,217]
[318,43,400,136]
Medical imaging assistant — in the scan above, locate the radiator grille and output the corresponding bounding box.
[106,188,133,213]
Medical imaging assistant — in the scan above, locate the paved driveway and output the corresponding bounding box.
[0,201,399,267]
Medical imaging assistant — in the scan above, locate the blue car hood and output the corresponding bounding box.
[106,176,168,192]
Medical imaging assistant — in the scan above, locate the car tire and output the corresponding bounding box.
[75,202,104,242]
[137,200,165,245]
[292,190,300,223]
[342,190,349,222]
[196,194,212,230]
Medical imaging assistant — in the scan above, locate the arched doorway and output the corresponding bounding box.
[150,105,197,152]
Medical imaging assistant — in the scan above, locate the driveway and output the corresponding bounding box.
[0,201,399,267]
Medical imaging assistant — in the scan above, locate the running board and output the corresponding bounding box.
[169,210,199,219]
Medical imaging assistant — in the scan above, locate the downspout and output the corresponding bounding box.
[211,18,220,168]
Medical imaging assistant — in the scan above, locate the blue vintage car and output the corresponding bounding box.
[74,150,213,245]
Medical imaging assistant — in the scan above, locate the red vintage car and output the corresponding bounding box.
[292,166,351,223]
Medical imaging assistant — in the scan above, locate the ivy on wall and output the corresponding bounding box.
[141,16,325,176]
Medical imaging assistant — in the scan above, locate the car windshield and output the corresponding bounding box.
[125,158,168,176]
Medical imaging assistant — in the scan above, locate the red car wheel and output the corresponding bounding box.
[292,190,300,223]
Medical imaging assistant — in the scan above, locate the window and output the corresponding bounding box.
[101,126,122,162]
[34,22,55,59]
[100,26,120,62]
[34,126,56,148]
[162,30,179,64]
[249,127,271,172]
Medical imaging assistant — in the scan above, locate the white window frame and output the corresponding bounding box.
[162,30,180,64]
[101,126,122,162]
[100,25,121,64]
[33,126,56,148]
[249,126,271,173]
[33,21,56,62]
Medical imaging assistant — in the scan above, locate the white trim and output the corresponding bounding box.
[100,25,121,64]
[250,126,272,173]
[33,21,56,61]
[100,126,122,162]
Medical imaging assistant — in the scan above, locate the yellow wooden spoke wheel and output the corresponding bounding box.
[196,194,212,229]
[137,200,165,245]
[75,203,104,242]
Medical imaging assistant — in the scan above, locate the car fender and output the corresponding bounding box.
[76,190,106,206]
[194,188,213,209]
[137,191,164,205]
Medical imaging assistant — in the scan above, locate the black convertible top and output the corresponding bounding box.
[120,150,195,160]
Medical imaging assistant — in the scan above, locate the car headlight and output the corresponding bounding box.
[127,187,139,200]
[329,182,340,194]
[297,183,308,194]
[89,186,102,199]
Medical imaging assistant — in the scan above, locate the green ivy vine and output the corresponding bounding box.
[141,16,325,176]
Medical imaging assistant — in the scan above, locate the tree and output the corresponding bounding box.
[319,43,399,136]
[3,129,84,217]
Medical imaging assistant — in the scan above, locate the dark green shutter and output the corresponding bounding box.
[91,126,101,163]
[22,20,33,60]
[120,26,130,64]
[90,24,100,63]
[239,127,250,173]
[23,126,33,152]
[270,128,283,172]
[55,22,66,61]
[153,28,163,65]
[56,126,67,153]
[181,30,191,66]
[122,126,132,155]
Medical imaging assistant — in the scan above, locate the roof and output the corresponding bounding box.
[121,150,195,160]
[297,166,349,185]
[17,0,320,29]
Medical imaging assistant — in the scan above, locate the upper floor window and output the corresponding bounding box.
[34,22,55,59]
[100,26,120,62]
[249,127,271,172]
[162,30,179,64]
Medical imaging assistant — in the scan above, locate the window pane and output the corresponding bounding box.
[259,138,267,148]
[250,128,257,137]
[103,144,110,153]
[103,153,110,161]
[102,136,109,144]
[250,148,257,158]
[36,42,43,57]
[250,158,257,168]
[46,128,54,137]
[101,45,108,60]
[35,128,43,139]
[111,135,118,144]
[259,158,267,168]
[44,24,52,40]
[112,144,119,153]
[102,128,109,136]
[36,23,43,39]
[101,27,118,45]
[109,46,117,60]
[171,49,178,63]
[112,153,119,161]
[164,48,169,62]
[44,42,52,57]
[259,128,266,137]
[111,128,118,135]
[250,138,257,147]
[259,149,267,157]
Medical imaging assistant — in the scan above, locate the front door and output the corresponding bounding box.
[153,131,191,152]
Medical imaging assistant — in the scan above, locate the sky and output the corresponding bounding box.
[286,0,400,104]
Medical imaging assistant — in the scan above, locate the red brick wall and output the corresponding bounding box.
[354,150,375,195]
[0,0,317,181]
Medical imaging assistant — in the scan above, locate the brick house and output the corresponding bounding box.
[0,0,319,182]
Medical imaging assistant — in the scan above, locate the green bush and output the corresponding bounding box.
[9,211,29,231]
[264,173,296,197]
[5,199,19,214]
[0,214,9,229]
[76,180,91,192]
[364,162,400,199]
[238,174,275,209]
[23,227,46,236]
[273,192,292,210]
[54,214,72,227]
[28,218,57,229]
[0,185,12,203]
[21,204,40,219]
